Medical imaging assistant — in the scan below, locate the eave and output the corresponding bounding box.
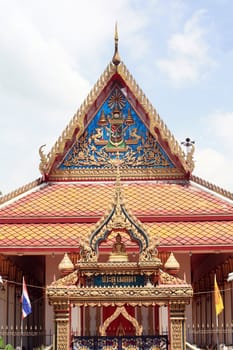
[1,213,233,224]
[2,243,233,255]
[47,285,193,306]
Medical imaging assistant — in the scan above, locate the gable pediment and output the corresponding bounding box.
[39,53,193,180]
[56,85,176,175]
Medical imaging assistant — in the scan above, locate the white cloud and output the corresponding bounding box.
[0,0,152,195]
[193,110,233,191]
[157,58,199,82]
[0,0,151,109]
[0,3,91,108]
[194,148,233,191]
[170,9,208,59]
[207,111,233,150]
[156,9,214,85]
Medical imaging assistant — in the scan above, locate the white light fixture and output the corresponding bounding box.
[227,272,233,282]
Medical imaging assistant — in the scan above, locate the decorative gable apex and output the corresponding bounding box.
[39,28,194,181]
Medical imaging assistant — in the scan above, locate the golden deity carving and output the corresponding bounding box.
[108,233,128,262]
[79,243,97,263]
[139,242,159,263]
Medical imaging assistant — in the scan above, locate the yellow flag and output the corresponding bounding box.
[214,274,224,316]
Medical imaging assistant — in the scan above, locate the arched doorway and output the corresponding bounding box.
[100,306,142,337]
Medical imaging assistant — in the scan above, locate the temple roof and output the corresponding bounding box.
[0,181,233,253]
[1,182,233,219]
[0,220,233,253]
[1,30,233,254]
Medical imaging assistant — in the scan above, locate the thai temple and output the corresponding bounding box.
[0,27,233,350]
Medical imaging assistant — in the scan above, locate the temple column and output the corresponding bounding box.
[148,305,153,335]
[54,302,70,350]
[85,306,90,336]
[169,302,186,350]
[96,306,101,335]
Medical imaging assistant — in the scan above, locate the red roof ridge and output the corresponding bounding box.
[191,174,233,201]
[1,213,233,225]
[0,177,44,206]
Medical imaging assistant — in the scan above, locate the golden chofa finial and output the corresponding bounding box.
[112,22,121,66]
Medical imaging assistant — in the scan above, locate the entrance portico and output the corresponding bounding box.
[47,178,193,350]
[47,264,192,349]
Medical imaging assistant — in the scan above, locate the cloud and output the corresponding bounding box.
[193,110,233,191]
[169,9,208,59]
[0,3,91,108]
[206,111,233,150]
[156,9,214,85]
[194,148,233,191]
[156,58,199,82]
[0,0,152,195]
[0,1,151,110]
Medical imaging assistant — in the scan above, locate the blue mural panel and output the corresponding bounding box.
[59,88,174,169]
[93,274,145,287]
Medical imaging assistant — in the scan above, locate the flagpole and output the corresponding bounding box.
[20,317,23,350]
[21,276,32,349]
[216,313,219,350]
[214,274,224,350]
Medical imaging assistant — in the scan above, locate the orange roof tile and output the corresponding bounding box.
[0,221,232,251]
[1,182,233,218]
[0,223,92,249]
[147,221,233,248]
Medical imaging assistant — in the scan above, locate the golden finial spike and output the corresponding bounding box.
[115,22,118,41]
[112,22,121,66]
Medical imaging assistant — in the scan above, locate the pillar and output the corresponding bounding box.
[169,302,186,350]
[54,302,70,350]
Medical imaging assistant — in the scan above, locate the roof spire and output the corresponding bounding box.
[112,22,121,66]
[115,152,123,204]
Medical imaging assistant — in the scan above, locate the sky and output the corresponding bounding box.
[1,0,233,195]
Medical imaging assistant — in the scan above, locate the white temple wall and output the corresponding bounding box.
[141,306,149,334]
[89,306,97,336]
[225,279,233,344]
[0,285,7,326]
[159,305,168,335]
[175,253,193,343]
[8,285,15,325]
[45,255,62,346]
[71,306,81,335]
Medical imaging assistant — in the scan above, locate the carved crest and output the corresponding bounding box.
[58,87,175,172]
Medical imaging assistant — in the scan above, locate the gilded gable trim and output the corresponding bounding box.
[39,62,117,175]
[0,177,43,206]
[117,63,193,173]
[40,61,193,179]
[191,174,233,201]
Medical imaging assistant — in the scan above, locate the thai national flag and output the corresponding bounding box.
[21,276,32,319]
